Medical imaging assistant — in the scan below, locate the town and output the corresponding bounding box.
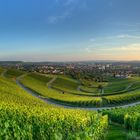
[1,61,140,79]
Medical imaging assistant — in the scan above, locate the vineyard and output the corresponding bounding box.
[19,72,140,108]
[1,0,140,139]
[19,73,103,107]
[103,105,140,136]
[0,68,140,139]
[0,69,108,140]
[5,69,26,78]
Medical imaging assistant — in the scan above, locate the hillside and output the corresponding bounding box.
[0,68,140,139]
[0,69,108,139]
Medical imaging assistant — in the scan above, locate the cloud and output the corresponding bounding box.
[109,22,140,28]
[108,34,140,40]
[115,44,140,51]
[101,43,140,52]
[55,0,79,7]
[116,34,140,39]
[48,0,76,24]
[84,43,140,55]
[48,0,87,24]
[85,47,91,53]
[48,12,70,24]
[55,0,74,5]
[63,0,76,6]
[89,38,96,42]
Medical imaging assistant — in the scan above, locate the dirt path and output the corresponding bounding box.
[16,79,140,111]
[46,76,57,89]
[125,83,133,91]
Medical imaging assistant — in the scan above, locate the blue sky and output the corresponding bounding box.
[0,0,140,61]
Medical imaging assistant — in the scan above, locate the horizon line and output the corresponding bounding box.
[1,60,140,63]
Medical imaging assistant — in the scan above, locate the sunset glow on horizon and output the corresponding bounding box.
[0,0,140,61]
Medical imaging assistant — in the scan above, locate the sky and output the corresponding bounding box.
[0,0,140,61]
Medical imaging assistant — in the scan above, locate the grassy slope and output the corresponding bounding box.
[5,69,25,78]
[104,77,140,94]
[48,75,140,106]
[52,76,133,96]
[80,77,132,94]
[51,75,97,96]
[51,75,78,91]
[19,73,140,107]
[19,73,102,107]
[0,75,49,107]
[78,77,140,95]
[2,69,140,139]
[47,74,140,98]
[80,86,98,93]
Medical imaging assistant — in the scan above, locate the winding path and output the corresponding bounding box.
[16,77,140,111]
[46,76,57,89]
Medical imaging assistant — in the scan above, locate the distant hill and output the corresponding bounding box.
[0,61,23,65]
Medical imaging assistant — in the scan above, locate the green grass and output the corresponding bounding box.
[103,105,140,134]
[80,86,98,93]
[51,75,97,96]
[19,73,140,107]
[52,75,78,91]
[28,73,52,83]
[79,77,140,96]
[105,124,127,140]
[5,69,25,78]
[104,77,140,95]
[80,78,108,87]
[49,75,140,100]
[19,73,103,107]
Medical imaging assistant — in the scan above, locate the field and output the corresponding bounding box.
[105,124,127,140]
[80,77,140,96]
[5,69,26,78]
[51,75,98,96]
[19,73,140,108]
[0,68,140,139]
[103,105,140,132]
[0,71,108,139]
[19,73,103,107]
